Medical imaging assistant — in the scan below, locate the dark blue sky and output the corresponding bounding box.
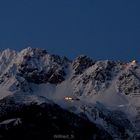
[0,0,140,60]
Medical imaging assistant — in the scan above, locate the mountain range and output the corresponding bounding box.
[0,47,140,139]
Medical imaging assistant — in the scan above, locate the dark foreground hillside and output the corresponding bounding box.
[0,99,112,140]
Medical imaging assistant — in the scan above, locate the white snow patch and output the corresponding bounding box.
[0,88,12,99]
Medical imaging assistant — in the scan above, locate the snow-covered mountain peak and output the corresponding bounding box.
[0,48,17,63]
[1,48,17,57]
[19,47,48,57]
[0,48,71,93]
[72,55,95,75]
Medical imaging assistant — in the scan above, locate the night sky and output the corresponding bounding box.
[0,0,140,60]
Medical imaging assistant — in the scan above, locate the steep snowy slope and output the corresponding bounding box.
[0,48,140,139]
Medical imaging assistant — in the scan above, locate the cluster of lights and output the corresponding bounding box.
[64,96,73,100]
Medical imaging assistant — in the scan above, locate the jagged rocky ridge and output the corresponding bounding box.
[0,48,140,139]
[0,48,69,87]
[0,48,139,96]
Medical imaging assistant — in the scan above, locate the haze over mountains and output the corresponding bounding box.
[0,47,140,139]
